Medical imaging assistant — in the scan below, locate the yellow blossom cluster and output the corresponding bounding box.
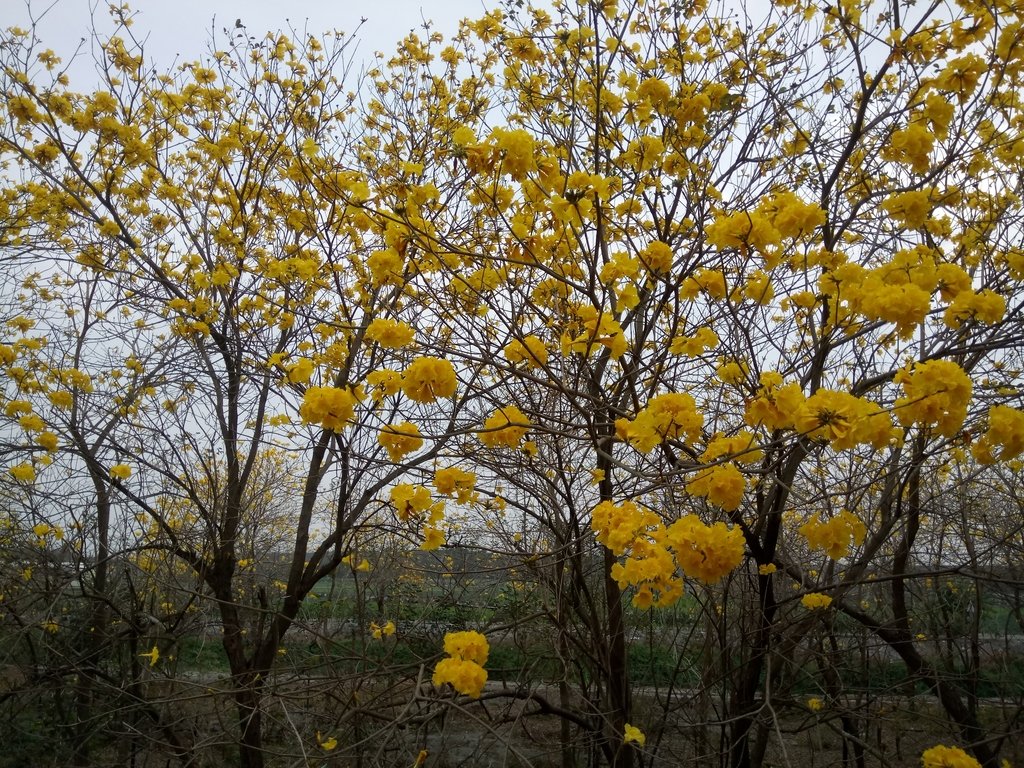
[390,483,437,521]
[669,327,719,357]
[434,466,476,503]
[882,121,935,174]
[299,386,361,432]
[401,357,458,403]
[389,482,447,550]
[377,421,424,462]
[563,305,628,359]
[478,405,530,449]
[920,745,981,768]
[706,190,825,254]
[365,318,416,349]
[366,369,402,401]
[591,500,745,606]
[817,248,991,338]
[617,392,703,453]
[744,372,806,432]
[686,464,746,511]
[972,405,1024,464]
[639,240,673,273]
[943,289,1006,329]
[432,630,488,698]
[665,515,746,583]
[894,360,972,437]
[801,593,833,610]
[794,389,897,450]
[882,189,933,229]
[503,335,548,368]
[798,510,867,560]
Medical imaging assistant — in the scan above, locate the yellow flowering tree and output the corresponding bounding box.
[350,0,1024,766]
[0,13,479,768]
[4,0,1024,766]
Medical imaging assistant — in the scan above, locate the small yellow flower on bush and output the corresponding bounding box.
[920,745,981,768]
[370,620,396,639]
[807,697,824,712]
[623,723,646,747]
[478,405,530,448]
[801,593,833,610]
[433,630,489,698]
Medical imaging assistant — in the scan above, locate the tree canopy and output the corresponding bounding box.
[1,1,1023,767]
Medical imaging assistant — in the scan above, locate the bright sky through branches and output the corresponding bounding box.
[11,0,490,77]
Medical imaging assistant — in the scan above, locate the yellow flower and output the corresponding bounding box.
[503,335,548,368]
[801,593,833,610]
[367,368,403,401]
[110,464,132,480]
[478,405,530,449]
[139,645,160,667]
[973,405,1024,464]
[434,467,476,502]
[285,357,315,384]
[807,697,824,712]
[317,732,338,752]
[421,526,446,551]
[36,432,58,452]
[378,421,424,462]
[640,240,673,272]
[432,657,487,698]
[920,745,981,768]
[390,483,435,521]
[666,515,745,582]
[686,463,746,511]
[366,318,416,349]
[758,563,777,575]
[799,510,867,560]
[443,630,489,664]
[370,620,396,640]
[621,392,703,453]
[10,463,36,482]
[894,360,972,437]
[299,386,359,431]
[623,723,646,747]
[402,357,458,403]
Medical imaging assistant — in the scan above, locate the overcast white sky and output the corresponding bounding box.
[9,0,493,81]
